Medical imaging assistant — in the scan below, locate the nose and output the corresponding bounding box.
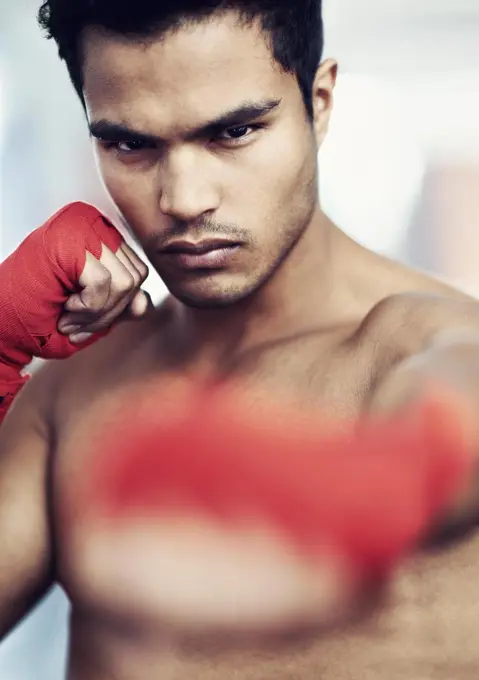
[159,146,221,222]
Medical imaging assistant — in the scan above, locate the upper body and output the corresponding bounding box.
[4,250,479,680]
[3,1,479,678]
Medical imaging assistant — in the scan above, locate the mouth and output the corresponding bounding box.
[160,239,242,270]
[162,239,241,255]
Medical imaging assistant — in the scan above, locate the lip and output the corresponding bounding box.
[162,239,241,255]
[160,238,242,270]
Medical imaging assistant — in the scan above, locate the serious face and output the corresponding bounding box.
[82,12,321,308]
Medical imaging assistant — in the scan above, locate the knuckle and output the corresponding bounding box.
[83,292,107,312]
[98,268,113,285]
[130,269,142,287]
[113,272,135,295]
[89,269,112,295]
[78,297,99,314]
[138,262,149,281]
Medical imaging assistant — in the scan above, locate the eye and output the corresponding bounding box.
[116,140,149,154]
[217,125,258,144]
[100,139,152,156]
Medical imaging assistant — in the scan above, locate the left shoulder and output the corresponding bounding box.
[357,289,479,374]
[369,287,478,329]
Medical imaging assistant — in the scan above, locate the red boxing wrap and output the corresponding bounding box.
[0,202,122,421]
[90,387,473,579]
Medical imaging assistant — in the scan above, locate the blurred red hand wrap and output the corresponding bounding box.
[91,387,474,579]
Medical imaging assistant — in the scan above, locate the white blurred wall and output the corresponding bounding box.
[1,1,479,678]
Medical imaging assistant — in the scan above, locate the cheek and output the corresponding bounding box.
[96,155,161,239]
[272,127,318,205]
[244,132,317,246]
[247,127,317,218]
[98,156,150,205]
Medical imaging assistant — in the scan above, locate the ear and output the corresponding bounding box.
[312,59,338,147]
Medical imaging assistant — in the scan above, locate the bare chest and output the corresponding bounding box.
[53,332,370,566]
[53,334,409,679]
[107,535,479,680]
[211,535,479,680]
[62,534,479,680]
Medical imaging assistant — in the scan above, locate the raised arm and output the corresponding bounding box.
[0,201,149,426]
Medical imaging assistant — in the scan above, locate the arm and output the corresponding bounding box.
[0,368,54,640]
[0,201,148,427]
[368,328,479,545]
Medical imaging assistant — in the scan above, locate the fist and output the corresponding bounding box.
[0,201,152,371]
[75,383,472,644]
[58,235,150,344]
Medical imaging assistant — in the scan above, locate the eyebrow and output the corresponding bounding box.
[88,98,282,144]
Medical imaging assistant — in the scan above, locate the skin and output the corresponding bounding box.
[3,9,479,679]
[85,16,323,314]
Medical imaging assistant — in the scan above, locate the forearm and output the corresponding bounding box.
[369,330,479,546]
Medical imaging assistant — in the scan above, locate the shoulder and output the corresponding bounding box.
[0,359,57,468]
[355,288,479,391]
[363,289,479,343]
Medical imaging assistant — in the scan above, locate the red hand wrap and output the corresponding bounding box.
[0,202,122,420]
[89,387,473,579]
[0,372,30,423]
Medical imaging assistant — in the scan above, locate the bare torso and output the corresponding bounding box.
[45,256,479,679]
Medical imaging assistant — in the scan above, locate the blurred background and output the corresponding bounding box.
[0,0,478,677]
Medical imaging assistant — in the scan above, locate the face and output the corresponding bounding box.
[82,12,331,308]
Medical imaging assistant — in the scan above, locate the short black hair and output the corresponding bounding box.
[37,1,323,117]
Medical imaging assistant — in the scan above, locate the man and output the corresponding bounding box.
[2,0,479,678]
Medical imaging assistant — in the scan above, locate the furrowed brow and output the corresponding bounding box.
[192,99,282,137]
[89,120,159,144]
[89,99,281,144]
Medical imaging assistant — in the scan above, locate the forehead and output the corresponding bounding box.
[82,12,294,134]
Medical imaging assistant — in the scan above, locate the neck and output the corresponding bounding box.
[168,208,362,369]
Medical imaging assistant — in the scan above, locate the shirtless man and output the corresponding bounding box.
[2,0,479,678]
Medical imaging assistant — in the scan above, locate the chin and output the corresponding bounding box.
[161,262,277,310]
[174,290,249,310]
[166,279,257,310]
